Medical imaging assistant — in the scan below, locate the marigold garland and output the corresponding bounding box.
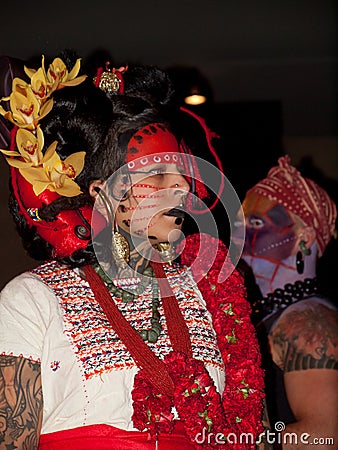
[132,233,265,449]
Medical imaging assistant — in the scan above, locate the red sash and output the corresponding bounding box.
[38,423,195,449]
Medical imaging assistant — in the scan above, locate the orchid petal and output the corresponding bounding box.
[67,58,81,80]
[32,180,55,196]
[59,75,87,88]
[4,158,34,169]
[25,55,46,80]
[47,58,67,83]
[12,77,30,94]
[41,141,58,163]
[19,166,51,193]
[0,149,20,157]
[55,178,83,197]
[36,125,45,151]
[24,66,37,79]
[24,67,36,79]
[31,67,49,100]
[22,164,54,182]
[43,149,62,171]
[39,98,53,119]
[64,151,86,176]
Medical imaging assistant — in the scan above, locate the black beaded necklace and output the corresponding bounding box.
[93,263,162,343]
[252,277,319,323]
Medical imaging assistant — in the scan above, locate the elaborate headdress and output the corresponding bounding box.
[249,155,337,255]
[0,55,104,258]
[94,64,224,214]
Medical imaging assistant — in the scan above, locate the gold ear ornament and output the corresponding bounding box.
[94,186,130,269]
[154,242,176,265]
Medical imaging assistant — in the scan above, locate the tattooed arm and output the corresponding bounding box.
[269,299,338,449]
[0,355,43,450]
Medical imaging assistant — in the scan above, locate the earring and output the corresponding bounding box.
[299,240,311,256]
[112,226,130,269]
[296,251,304,274]
[296,239,311,274]
[94,187,130,269]
[179,193,188,208]
[155,242,176,265]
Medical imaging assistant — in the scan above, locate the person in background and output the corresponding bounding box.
[236,155,337,449]
[0,52,264,449]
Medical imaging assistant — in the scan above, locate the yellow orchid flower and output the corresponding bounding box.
[47,58,67,82]
[0,77,29,103]
[25,55,87,95]
[24,55,46,80]
[30,67,50,101]
[10,85,40,127]
[0,79,32,126]
[0,82,50,129]
[0,126,47,167]
[21,150,85,197]
[1,53,87,199]
[47,57,87,92]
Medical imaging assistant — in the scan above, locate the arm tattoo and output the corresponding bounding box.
[269,302,338,372]
[0,355,43,449]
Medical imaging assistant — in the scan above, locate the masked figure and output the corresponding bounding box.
[238,156,338,447]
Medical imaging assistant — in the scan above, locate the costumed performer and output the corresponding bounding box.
[0,52,264,449]
[235,156,337,449]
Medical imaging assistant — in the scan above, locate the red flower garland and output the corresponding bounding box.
[132,233,265,448]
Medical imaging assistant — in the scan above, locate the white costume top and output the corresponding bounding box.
[0,261,225,435]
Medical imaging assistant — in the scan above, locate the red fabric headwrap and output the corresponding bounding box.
[126,122,209,203]
[126,123,182,168]
[11,168,106,259]
[7,121,108,259]
[249,155,337,256]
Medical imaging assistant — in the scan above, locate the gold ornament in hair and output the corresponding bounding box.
[0,55,87,197]
[94,62,128,94]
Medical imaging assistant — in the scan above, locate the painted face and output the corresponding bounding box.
[240,192,298,262]
[114,161,190,245]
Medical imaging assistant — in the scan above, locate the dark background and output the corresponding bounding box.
[0,0,337,288]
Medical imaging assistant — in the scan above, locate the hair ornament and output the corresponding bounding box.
[27,207,42,222]
[0,55,87,197]
[94,62,128,94]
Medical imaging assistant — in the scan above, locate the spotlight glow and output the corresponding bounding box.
[184,94,207,106]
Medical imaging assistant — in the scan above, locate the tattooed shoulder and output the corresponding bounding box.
[0,355,43,449]
[268,299,338,372]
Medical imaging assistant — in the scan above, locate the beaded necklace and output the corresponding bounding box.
[93,263,162,343]
[82,232,265,447]
[252,277,318,323]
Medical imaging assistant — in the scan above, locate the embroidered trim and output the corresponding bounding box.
[32,261,224,379]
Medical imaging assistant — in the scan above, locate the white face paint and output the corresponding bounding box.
[115,163,190,245]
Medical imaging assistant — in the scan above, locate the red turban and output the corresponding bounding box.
[248,155,337,256]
